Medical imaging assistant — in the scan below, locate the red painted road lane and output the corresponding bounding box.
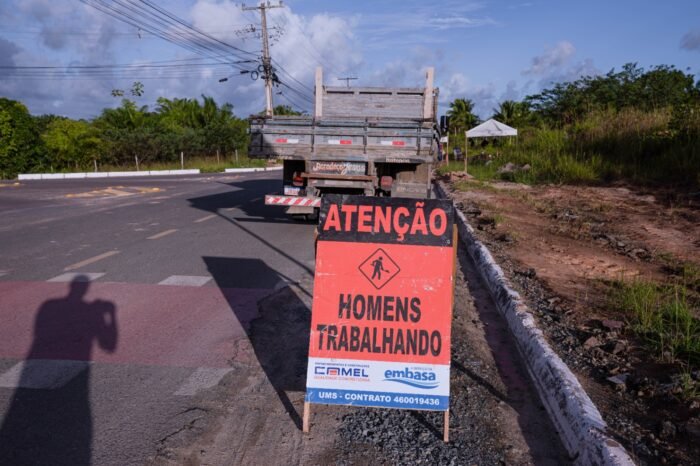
[0,281,268,368]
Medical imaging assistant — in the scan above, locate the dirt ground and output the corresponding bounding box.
[444,173,700,465]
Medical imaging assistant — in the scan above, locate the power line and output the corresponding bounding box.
[267,14,344,77]
[79,0,259,68]
[276,90,309,113]
[0,27,255,36]
[138,0,257,58]
[1,61,253,70]
[277,81,314,104]
[271,59,313,93]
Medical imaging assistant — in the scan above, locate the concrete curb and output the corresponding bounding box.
[18,169,200,180]
[436,181,635,466]
[224,166,282,173]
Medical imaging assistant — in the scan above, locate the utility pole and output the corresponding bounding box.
[337,77,358,88]
[243,1,283,117]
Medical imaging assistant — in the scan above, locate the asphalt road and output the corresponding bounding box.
[0,172,316,465]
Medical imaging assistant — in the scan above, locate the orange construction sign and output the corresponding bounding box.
[305,195,455,411]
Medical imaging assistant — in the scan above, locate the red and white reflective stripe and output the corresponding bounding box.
[274,138,300,144]
[327,139,353,145]
[380,140,406,146]
[265,195,321,207]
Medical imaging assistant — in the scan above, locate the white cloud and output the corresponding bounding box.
[428,16,496,30]
[353,1,495,49]
[518,41,599,96]
[522,41,575,75]
[437,72,496,119]
[0,0,361,118]
[189,1,361,114]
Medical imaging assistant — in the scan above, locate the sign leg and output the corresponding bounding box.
[303,401,311,433]
[443,410,450,443]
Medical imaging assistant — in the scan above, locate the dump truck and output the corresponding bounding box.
[248,67,440,218]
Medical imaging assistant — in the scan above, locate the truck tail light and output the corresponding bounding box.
[292,172,304,187]
[380,176,393,190]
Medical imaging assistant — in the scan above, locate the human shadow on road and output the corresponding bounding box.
[204,256,311,430]
[0,276,118,466]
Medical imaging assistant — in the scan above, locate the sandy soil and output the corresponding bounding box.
[445,173,700,465]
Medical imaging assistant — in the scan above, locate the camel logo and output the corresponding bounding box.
[358,248,400,290]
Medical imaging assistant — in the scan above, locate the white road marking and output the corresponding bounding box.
[147,229,177,240]
[194,214,217,223]
[0,359,89,389]
[63,250,120,271]
[174,367,232,396]
[48,272,105,282]
[0,271,7,278]
[158,275,212,287]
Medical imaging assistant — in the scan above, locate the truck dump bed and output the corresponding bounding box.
[248,114,436,164]
[250,68,439,201]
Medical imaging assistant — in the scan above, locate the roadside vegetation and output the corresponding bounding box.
[610,272,700,365]
[607,258,700,404]
[0,87,298,178]
[441,63,700,188]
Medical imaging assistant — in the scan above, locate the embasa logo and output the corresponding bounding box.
[383,368,438,389]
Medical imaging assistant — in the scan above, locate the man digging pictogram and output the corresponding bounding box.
[359,248,400,290]
[371,256,389,280]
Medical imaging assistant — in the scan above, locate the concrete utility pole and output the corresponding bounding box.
[337,77,357,88]
[243,1,283,117]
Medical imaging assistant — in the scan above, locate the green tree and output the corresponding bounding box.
[273,105,302,116]
[0,98,41,178]
[42,118,103,170]
[526,63,700,125]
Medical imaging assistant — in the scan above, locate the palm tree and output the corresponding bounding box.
[492,100,530,127]
[447,98,478,133]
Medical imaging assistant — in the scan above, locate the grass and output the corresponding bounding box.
[440,107,700,187]
[610,278,700,365]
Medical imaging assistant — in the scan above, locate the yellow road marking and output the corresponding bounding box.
[194,214,217,223]
[66,186,163,198]
[102,188,134,197]
[147,229,178,240]
[64,250,120,271]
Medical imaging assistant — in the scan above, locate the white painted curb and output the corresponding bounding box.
[225,167,265,173]
[224,166,281,173]
[18,169,201,180]
[436,181,635,466]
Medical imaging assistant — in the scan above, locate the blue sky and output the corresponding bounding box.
[1,0,698,119]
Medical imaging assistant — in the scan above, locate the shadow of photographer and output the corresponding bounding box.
[0,276,118,466]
